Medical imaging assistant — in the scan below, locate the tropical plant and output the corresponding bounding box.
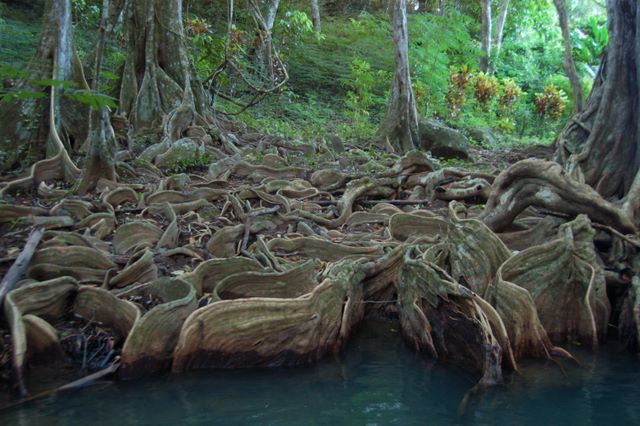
[473,72,499,110]
[534,84,567,120]
[445,64,472,119]
[572,16,608,77]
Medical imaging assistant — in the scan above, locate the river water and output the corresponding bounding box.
[1,319,639,425]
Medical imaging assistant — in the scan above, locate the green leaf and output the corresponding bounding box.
[33,79,79,89]
[0,64,28,79]
[1,91,47,103]
[101,71,120,81]
[64,90,118,109]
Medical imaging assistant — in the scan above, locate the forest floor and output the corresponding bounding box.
[0,116,556,401]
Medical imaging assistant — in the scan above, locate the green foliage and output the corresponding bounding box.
[276,10,321,51]
[64,89,117,110]
[445,64,472,119]
[498,78,524,112]
[231,93,340,141]
[0,5,39,69]
[0,65,117,110]
[495,78,525,132]
[285,14,392,102]
[340,57,382,140]
[71,0,101,26]
[534,84,567,121]
[572,15,608,77]
[409,11,479,117]
[443,65,527,136]
[473,72,499,110]
[496,0,564,95]
[185,16,225,81]
[0,0,611,153]
[167,150,211,174]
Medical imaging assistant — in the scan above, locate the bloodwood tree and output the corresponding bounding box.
[483,0,640,231]
[555,0,638,201]
[377,0,420,153]
[118,0,208,136]
[0,0,88,174]
[79,0,118,193]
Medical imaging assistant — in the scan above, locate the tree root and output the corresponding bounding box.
[482,159,636,234]
[5,140,629,397]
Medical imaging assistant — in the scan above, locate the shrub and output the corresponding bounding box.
[534,85,567,121]
[473,72,499,110]
[445,64,472,119]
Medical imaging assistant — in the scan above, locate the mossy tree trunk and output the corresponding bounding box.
[118,0,208,135]
[556,0,639,200]
[0,0,89,173]
[377,0,419,154]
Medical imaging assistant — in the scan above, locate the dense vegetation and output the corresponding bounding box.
[5,0,640,413]
[0,0,606,150]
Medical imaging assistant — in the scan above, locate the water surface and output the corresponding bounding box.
[1,320,639,425]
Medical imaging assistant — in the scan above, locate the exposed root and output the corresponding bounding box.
[482,159,636,234]
[1,143,627,398]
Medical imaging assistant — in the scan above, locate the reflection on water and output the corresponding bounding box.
[2,319,640,425]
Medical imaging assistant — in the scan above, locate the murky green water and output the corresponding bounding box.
[1,320,639,425]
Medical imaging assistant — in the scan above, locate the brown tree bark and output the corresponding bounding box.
[556,0,639,200]
[79,0,117,193]
[377,0,419,153]
[479,0,492,73]
[118,0,208,134]
[553,0,584,112]
[0,0,89,173]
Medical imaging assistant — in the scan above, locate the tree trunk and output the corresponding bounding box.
[553,0,584,113]
[556,0,638,200]
[311,0,322,32]
[79,0,116,193]
[438,0,447,15]
[490,0,509,74]
[479,0,492,73]
[377,0,419,154]
[118,0,208,134]
[0,0,89,172]
[248,0,280,85]
[265,0,281,31]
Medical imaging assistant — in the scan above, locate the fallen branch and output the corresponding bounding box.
[591,223,640,249]
[58,362,119,391]
[0,227,44,309]
[0,363,119,410]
